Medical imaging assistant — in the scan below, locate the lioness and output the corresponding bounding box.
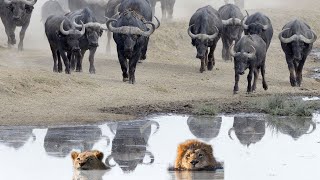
[71,150,109,170]
[173,140,221,171]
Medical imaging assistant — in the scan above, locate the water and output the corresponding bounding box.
[0,114,319,180]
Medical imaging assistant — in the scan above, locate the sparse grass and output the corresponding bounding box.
[257,95,320,116]
[192,103,219,116]
[33,77,61,87]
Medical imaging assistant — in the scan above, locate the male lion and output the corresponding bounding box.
[71,150,109,170]
[173,140,221,171]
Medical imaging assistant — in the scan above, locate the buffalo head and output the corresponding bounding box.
[5,0,37,20]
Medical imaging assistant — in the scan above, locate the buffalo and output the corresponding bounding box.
[45,15,85,74]
[242,12,273,50]
[107,9,156,84]
[149,0,175,20]
[41,0,68,23]
[66,7,108,73]
[68,0,108,23]
[0,127,35,150]
[278,19,317,87]
[230,35,268,94]
[228,115,266,147]
[219,4,244,61]
[0,0,37,51]
[188,5,222,73]
[106,120,159,172]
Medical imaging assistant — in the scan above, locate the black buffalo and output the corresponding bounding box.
[278,19,317,87]
[0,0,37,51]
[149,0,175,20]
[66,7,107,73]
[68,0,107,23]
[267,116,316,140]
[41,0,67,23]
[107,9,156,84]
[0,127,35,150]
[188,5,222,73]
[242,12,273,50]
[230,35,268,94]
[228,116,265,147]
[219,4,244,61]
[45,15,85,74]
[187,116,222,142]
[106,120,159,172]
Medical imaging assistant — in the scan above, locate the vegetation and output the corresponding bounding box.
[256,95,320,116]
[192,103,219,116]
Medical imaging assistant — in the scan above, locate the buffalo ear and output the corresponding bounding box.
[25,5,34,14]
[93,150,104,161]
[71,151,79,161]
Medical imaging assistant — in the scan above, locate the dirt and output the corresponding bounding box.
[0,1,320,126]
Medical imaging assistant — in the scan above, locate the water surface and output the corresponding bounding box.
[0,114,319,180]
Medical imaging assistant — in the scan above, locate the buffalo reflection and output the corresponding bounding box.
[187,116,222,142]
[228,116,266,147]
[44,126,109,158]
[0,127,35,150]
[106,120,159,172]
[267,116,316,140]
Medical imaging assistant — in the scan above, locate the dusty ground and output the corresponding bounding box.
[0,0,320,126]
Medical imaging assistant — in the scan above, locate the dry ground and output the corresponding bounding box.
[0,1,320,126]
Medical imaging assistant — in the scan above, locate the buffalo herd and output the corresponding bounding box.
[0,0,318,93]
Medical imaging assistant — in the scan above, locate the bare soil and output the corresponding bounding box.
[0,1,320,126]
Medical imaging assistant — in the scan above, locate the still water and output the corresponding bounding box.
[0,114,319,180]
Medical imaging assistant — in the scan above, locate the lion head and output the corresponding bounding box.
[174,140,219,171]
[71,150,108,170]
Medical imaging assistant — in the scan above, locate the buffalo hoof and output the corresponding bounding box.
[263,84,268,90]
[89,68,96,74]
[76,68,82,73]
[207,62,213,71]
[123,78,129,82]
[200,68,205,73]
[18,44,23,51]
[65,69,71,74]
[233,91,238,95]
[53,66,58,72]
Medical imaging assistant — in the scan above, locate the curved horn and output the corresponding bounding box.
[306,121,316,134]
[106,18,121,33]
[142,21,156,36]
[229,44,240,57]
[222,18,233,26]
[241,16,249,30]
[245,45,256,59]
[150,120,160,135]
[143,150,155,165]
[228,128,235,140]
[245,10,249,17]
[78,21,86,36]
[207,26,219,40]
[233,18,242,26]
[115,3,120,14]
[60,20,70,35]
[279,28,296,44]
[22,0,37,6]
[257,22,268,30]
[299,30,317,44]
[71,15,83,28]
[188,24,198,39]
[153,16,161,29]
[4,0,12,4]
[105,155,116,167]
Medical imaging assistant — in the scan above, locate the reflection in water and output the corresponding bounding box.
[228,115,265,147]
[44,126,109,158]
[267,116,316,140]
[106,120,159,172]
[72,170,107,180]
[187,116,222,142]
[0,127,35,150]
[171,170,224,180]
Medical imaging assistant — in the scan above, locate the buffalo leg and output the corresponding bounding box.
[140,37,149,61]
[247,69,253,93]
[88,48,96,74]
[296,58,306,87]
[76,50,85,72]
[60,50,71,74]
[18,24,29,51]
[68,52,76,71]
[221,37,231,61]
[234,73,240,94]
[1,17,16,48]
[208,43,217,70]
[200,58,205,73]
[205,50,208,69]
[50,46,58,72]
[161,0,167,20]
[106,31,112,53]
[286,56,297,87]
[57,51,63,73]
[252,68,259,92]
[261,64,268,90]
[128,53,140,84]
[118,48,129,82]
